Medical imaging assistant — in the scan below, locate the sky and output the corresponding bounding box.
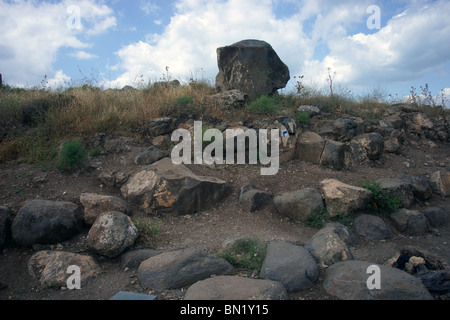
[1,0,449,102]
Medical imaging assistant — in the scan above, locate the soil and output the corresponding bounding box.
[0,138,449,301]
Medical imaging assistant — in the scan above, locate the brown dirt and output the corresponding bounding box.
[1,139,449,300]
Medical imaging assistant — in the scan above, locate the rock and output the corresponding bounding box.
[390,209,430,236]
[305,223,356,267]
[350,133,384,165]
[11,200,83,247]
[260,242,319,291]
[0,206,11,249]
[103,136,136,153]
[295,131,325,164]
[87,211,138,258]
[120,249,162,269]
[121,157,231,215]
[297,105,320,117]
[152,135,171,150]
[273,188,324,222]
[134,146,168,165]
[376,178,414,208]
[147,117,175,137]
[384,137,400,153]
[138,248,234,291]
[215,39,290,99]
[430,169,450,197]
[421,207,447,227]
[184,276,288,300]
[320,179,373,217]
[210,89,248,108]
[333,118,359,141]
[319,140,347,170]
[238,184,273,212]
[323,260,433,300]
[28,250,100,287]
[274,117,297,135]
[399,175,433,201]
[353,214,392,242]
[98,170,129,188]
[80,193,131,225]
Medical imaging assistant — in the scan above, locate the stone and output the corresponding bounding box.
[0,206,11,249]
[28,250,100,287]
[147,117,175,137]
[273,188,324,222]
[323,260,433,300]
[134,146,168,165]
[295,131,325,164]
[399,175,433,201]
[87,211,138,258]
[320,179,373,217]
[297,105,320,117]
[430,169,450,197]
[98,170,129,188]
[333,118,359,141]
[390,209,430,236]
[350,133,384,165]
[184,276,288,300]
[103,136,136,153]
[152,135,171,150]
[305,223,356,267]
[319,140,347,170]
[238,184,273,212]
[120,249,162,269]
[260,242,319,291]
[274,117,297,135]
[376,178,414,208]
[384,137,400,153]
[121,157,231,215]
[11,200,83,247]
[421,207,447,228]
[138,248,234,291]
[353,214,392,242]
[210,89,248,108]
[215,39,290,99]
[80,193,131,225]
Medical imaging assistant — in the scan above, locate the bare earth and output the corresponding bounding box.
[0,139,449,300]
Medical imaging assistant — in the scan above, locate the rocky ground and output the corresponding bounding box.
[1,105,450,300]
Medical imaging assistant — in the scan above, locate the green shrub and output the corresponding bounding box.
[56,140,86,171]
[174,94,193,107]
[132,217,161,249]
[295,111,310,125]
[218,237,268,277]
[248,95,277,115]
[362,180,402,214]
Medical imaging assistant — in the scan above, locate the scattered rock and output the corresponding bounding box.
[215,39,290,99]
[305,223,355,267]
[98,170,129,188]
[333,118,359,141]
[384,137,400,153]
[148,117,175,137]
[28,250,100,287]
[421,207,447,227]
[210,90,248,108]
[260,242,319,291]
[350,133,384,165]
[120,249,163,269]
[121,157,231,215]
[152,135,171,150]
[80,193,131,225]
[399,175,433,202]
[297,105,320,117]
[321,179,373,217]
[87,211,138,258]
[134,146,168,165]
[430,169,450,197]
[184,276,288,300]
[238,184,273,212]
[376,178,414,208]
[319,139,347,170]
[353,214,392,242]
[323,260,433,300]
[295,131,325,164]
[138,248,234,291]
[103,136,136,153]
[273,188,324,222]
[390,209,430,236]
[11,200,83,247]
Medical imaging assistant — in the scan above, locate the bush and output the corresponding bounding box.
[132,217,161,249]
[248,95,277,115]
[362,180,402,214]
[56,140,86,171]
[174,94,193,107]
[295,111,310,125]
[218,237,268,277]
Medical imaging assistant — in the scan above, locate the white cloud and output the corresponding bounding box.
[70,50,98,60]
[46,70,72,89]
[0,0,115,87]
[140,1,161,16]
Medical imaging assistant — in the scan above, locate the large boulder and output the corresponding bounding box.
[430,169,450,197]
[323,260,433,300]
[11,200,83,247]
[353,214,392,242]
[215,39,290,99]
[121,157,231,215]
[238,184,273,212]
[260,242,319,291]
[138,248,234,290]
[390,209,430,236]
[273,188,324,222]
[295,131,325,164]
[376,178,414,208]
[321,179,373,217]
[349,133,384,165]
[28,250,100,287]
[184,276,288,300]
[87,211,138,258]
[0,206,11,250]
[80,193,131,225]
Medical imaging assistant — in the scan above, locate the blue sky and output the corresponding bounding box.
[1,0,449,102]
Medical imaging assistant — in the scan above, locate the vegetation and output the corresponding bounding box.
[362,180,402,214]
[56,140,86,172]
[218,237,268,277]
[306,207,354,229]
[132,216,162,249]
